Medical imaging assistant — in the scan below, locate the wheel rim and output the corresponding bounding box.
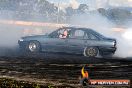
[29,42,37,52]
[86,47,97,57]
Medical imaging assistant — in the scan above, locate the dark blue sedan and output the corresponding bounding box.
[18,27,116,57]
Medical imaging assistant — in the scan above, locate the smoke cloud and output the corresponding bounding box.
[0,24,23,56]
[69,12,132,58]
[0,25,22,47]
[70,0,79,9]
[0,10,23,48]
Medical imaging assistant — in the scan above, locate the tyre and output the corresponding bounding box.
[26,41,41,53]
[84,47,98,57]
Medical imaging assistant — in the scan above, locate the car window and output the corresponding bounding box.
[75,30,84,36]
[69,30,85,39]
[88,33,98,40]
[58,29,65,34]
[49,30,59,38]
[49,28,69,38]
[58,28,71,39]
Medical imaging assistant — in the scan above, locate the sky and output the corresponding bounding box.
[49,0,98,10]
[49,0,81,3]
[48,0,132,9]
[48,0,92,4]
[48,0,132,5]
[48,0,132,4]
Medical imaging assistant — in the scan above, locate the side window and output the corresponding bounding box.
[58,29,65,34]
[49,30,59,38]
[58,28,71,39]
[49,28,70,38]
[50,29,67,38]
[89,33,98,40]
[70,30,85,39]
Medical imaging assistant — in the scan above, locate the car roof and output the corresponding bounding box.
[61,27,93,31]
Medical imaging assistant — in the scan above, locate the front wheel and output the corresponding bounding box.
[27,41,41,53]
[84,47,99,57]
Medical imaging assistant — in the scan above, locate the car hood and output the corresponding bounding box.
[22,35,48,40]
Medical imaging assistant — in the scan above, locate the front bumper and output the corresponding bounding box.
[18,40,29,49]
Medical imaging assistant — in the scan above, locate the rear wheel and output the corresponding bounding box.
[84,47,99,57]
[27,41,41,53]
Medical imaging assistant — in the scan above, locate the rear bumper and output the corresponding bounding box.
[99,46,117,55]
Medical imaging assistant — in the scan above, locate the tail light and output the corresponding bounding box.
[114,40,116,47]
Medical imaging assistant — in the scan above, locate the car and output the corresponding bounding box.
[18,27,116,57]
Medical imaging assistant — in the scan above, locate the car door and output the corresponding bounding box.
[41,28,68,53]
[66,29,87,54]
[86,31,101,47]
